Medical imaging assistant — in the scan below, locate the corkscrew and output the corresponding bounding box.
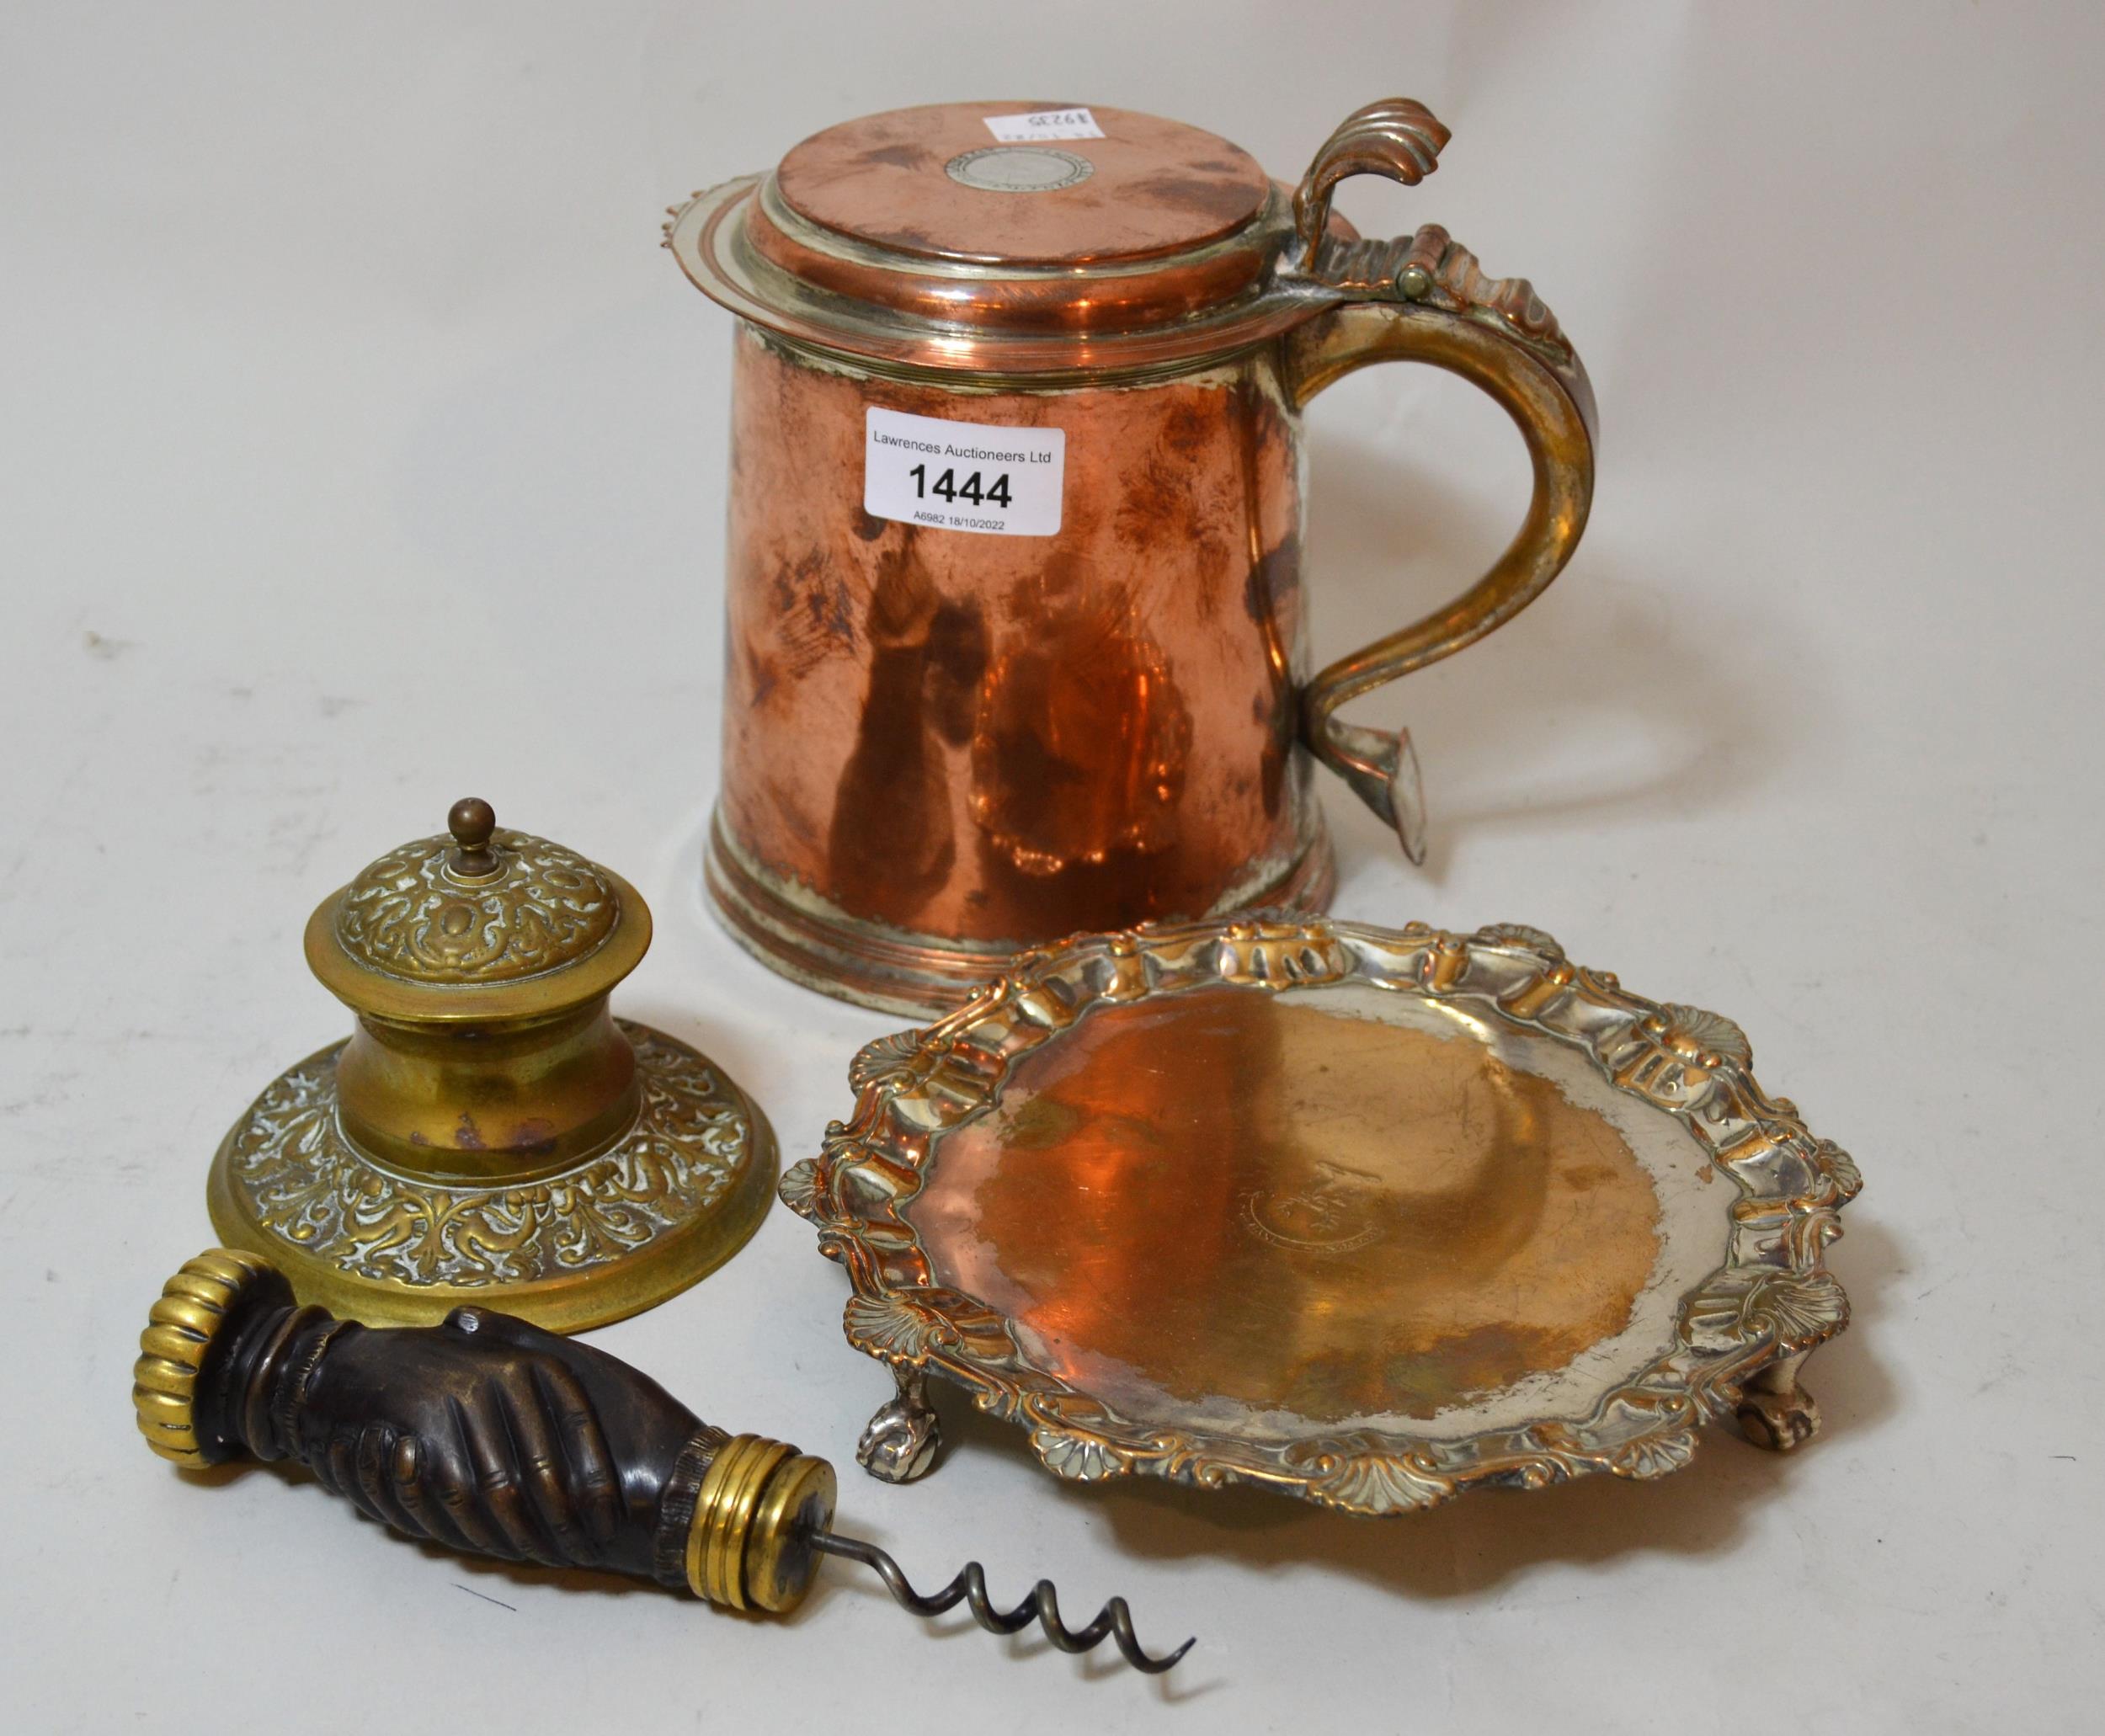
[132,1249,1191,1674]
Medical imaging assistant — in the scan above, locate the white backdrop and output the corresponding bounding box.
[4,3,2101,1730]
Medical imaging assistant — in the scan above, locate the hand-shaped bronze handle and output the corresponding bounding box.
[1286,98,1598,864]
[132,1248,804,1600]
[133,1250,1190,1670]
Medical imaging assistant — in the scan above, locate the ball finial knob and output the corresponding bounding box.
[447,796,499,876]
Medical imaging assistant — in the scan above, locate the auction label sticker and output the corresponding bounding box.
[864,407,1064,536]
[983,107,1105,143]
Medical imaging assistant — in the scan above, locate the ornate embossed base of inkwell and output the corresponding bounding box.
[205,800,775,1333]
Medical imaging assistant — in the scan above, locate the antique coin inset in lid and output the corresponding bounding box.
[206,799,775,1332]
[785,918,1858,1506]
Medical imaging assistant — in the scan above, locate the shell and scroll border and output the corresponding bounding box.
[781,918,1859,1515]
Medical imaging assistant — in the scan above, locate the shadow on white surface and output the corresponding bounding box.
[1303,430,1820,887]
[153,1200,1890,1706]
[182,1444,1225,1698]
[895,1214,1902,1600]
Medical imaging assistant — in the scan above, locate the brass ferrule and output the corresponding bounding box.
[684,1434,839,1614]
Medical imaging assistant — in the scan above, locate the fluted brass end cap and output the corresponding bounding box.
[133,1248,276,1467]
[685,1435,839,1614]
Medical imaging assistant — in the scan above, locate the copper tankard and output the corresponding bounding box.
[666,99,1596,1014]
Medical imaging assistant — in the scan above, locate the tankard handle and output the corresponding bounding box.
[1283,99,1598,864]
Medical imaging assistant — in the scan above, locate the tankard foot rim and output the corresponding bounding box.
[702,811,1339,1019]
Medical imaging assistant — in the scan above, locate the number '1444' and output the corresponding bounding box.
[909,464,1011,509]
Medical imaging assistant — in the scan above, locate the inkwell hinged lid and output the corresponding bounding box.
[306,796,647,1037]
[207,799,775,1333]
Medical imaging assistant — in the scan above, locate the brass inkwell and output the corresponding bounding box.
[206,799,775,1331]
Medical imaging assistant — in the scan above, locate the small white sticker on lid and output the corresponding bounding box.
[864,407,1064,537]
[983,107,1105,143]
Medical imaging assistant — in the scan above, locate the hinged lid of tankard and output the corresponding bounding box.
[664,99,1445,380]
[305,796,652,1023]
[779,104,1271,268]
